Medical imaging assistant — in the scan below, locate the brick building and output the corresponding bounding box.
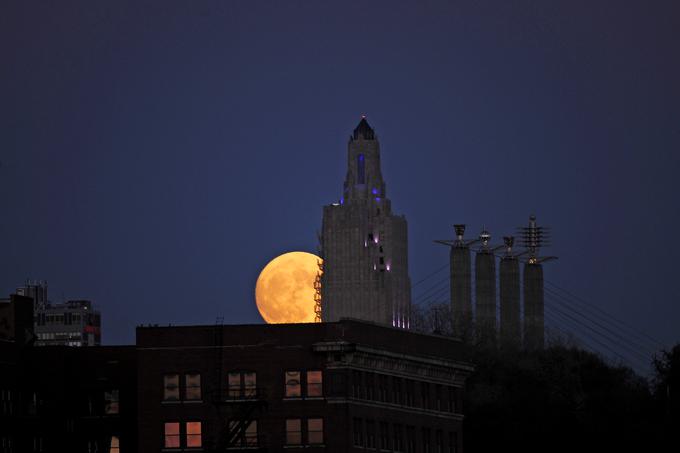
[137,320,472,452]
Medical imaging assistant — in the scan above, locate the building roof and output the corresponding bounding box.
[352,117,375,140]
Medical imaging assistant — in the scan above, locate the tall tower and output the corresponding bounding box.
[475,229,497,347]
[450,225,473,341]
[519,215,555,350]
[499,236,521,349]
[321,117,411,327]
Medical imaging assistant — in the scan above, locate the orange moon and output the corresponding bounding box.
[255,251,322,324]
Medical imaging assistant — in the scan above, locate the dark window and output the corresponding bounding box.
[405,380,414,406]
[353,418,364,447]
[366,420,376,449]
[448,387,456,413]
[392,377,402,404]
[163,374,179,401]
[366,373,375,400]
[393,424,404,452]
[449,432,458,453]
[230,420,258,447]
[435,385,442,411]
[423,428,431,453]
[245,421,258,446]
[378,375,388,402]
[307,371,323,397]
[357,154,365,184]
[421,382,430,409]
[352,370,362,398]
[380,422,390,450]
[435,430,443,453]
[185,373,201,401]
[285,371,301,397]
[308,418,324,445]
[406,426,416,453]
[104,390,119,414]
[286,419,302,445]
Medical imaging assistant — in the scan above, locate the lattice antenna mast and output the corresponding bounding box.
[517,215,557,264]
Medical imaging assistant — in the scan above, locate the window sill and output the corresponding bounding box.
[284,445,326,449]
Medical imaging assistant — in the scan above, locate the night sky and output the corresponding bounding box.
[2,1,679,362]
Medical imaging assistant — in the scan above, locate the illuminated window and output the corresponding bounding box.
[164,422,180,448]
[163,374,179,401]
[185,373,201,401]
[308,418,324,445]
[186,421,202,448]
[357,154,365,184]
[109,436,120,453]
[104,390,119,414]
[306,371,322,397]
[285,371,301,398]
[285,419,302,445]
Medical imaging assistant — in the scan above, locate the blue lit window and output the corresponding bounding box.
[357,154,365,184]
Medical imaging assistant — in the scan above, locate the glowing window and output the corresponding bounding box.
[285,371,301,397]
[186,421,202,448]
[185,373,201,401]
[109,436,119,453]
[286,419,302,445]
[308,418,324,444]
[164,422,180,448]
[306,371,322,397]
[163,374,179,401]
[357,154,365,184]
[104,390,119,414]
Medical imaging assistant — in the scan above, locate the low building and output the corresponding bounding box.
[137,320,473,452]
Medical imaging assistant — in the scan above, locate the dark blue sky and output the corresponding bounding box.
[2,1,679,360]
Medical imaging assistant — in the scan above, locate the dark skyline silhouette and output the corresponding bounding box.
[2,1,679,357]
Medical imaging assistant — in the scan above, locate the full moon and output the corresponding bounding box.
[255,251,322,324]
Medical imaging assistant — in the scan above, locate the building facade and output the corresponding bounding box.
[321,118,412,327]
[34,300,102,347]
[137,320,472,452]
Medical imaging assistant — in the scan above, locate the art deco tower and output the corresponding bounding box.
[320,118,411,327]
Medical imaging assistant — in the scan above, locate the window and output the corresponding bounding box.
[164,422,180,448]
[392,377,402,404]
[406,426,416,453]
[186,421,202,448]
[421,382,430,409]
[163,374,179,401]
[357,154,365,184]
[286,419,302,445]
[244,372,257,397]
[422,428,431,453]
[245,421,258,446]
[285,371,301,397]
[352,370,362,398]
[435,385,442,411]
[307,371,322,397]
[449,432,458,453]
[448,387,456,413]
[109,436,120,453]
[308,418,324,445]
[185,374,201,401]
[378,375,388,402]
[393,424,404,452]
[364,420,375,449]
[365,373,374,400]
[379,422,389,450]
[353,418,364,447]
[228,372,257,399]
[104,390,119,414]
[228,372,241,398]
[229,420,258,447]
[405,380,414,406]
[435,430,443,453]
